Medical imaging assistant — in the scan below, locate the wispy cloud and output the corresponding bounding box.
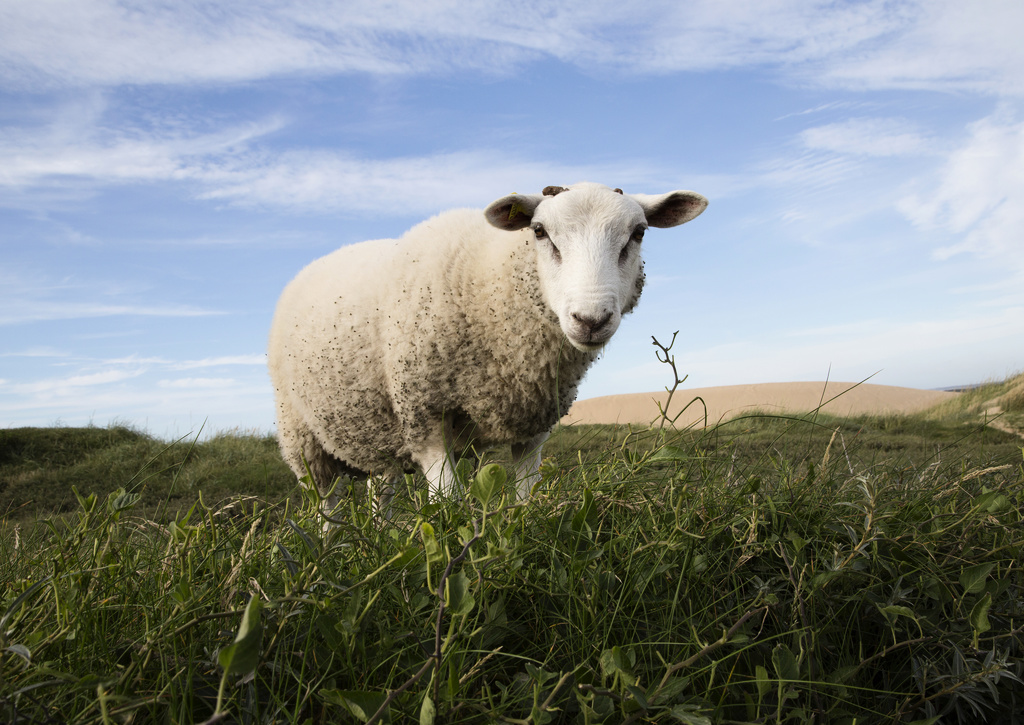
[0,353,274,435]
[158,377,237,389]
[192,149,690,214]
[0,347,70,358]
[816,0,1024,95]
[0,265,225,326]
[898,112,1024,268]
[7,369,145,396]
[0,101,283,196]
[2,1,1022,95]
[174,355,267,369]
[0,104,705,214]
[0,301,222,326]
[800,118,931,157]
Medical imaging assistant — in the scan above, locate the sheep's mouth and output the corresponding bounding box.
[564,333,611,352]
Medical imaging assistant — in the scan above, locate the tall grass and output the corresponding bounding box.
[0,426,296,522]
[2,399,1023,723]
[926,371,1024,433]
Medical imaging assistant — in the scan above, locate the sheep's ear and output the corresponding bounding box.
[631,191,708,228]
[484,193,544,231]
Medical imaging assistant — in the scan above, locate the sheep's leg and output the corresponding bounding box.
[416,445,460,500]
[410,416,467,501]
[510,432,550,499]
[287,422,345,495]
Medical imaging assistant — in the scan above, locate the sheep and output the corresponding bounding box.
[268,182,707,510]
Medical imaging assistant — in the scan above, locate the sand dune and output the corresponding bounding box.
[561,382,957,427]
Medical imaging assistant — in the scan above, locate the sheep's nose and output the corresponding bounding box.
[572,312,612,335]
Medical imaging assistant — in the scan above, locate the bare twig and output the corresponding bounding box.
[364,657,436,725]
[652,333,706,431]
[655,606,768,694]
[857,636,932,671]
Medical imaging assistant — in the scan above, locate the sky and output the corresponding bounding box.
[2,0,1023,440]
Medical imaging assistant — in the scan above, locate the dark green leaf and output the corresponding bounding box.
[772,644,799,682]
[970,591,993,634]
[669,705,712,725]
[960,563,996,594]
[419,694,435,725]
[470,463,506,505]
[445,569,475,617]
[651,446,690,462]
[572,488,597,533]
[625,684,649,709]
[421,523,441,565]
[218,597,263,675]
[755,665,771,697]
[321,689,389,723]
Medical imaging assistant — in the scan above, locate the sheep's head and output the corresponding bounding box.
[485,182,708,352]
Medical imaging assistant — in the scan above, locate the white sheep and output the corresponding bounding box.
[268,182,707,509]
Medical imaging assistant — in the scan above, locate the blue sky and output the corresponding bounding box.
[2,1,1023,439]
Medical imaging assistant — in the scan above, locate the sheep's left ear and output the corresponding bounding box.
[484,193,544,231]
[630,191,708,228]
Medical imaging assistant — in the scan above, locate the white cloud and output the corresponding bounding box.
[0,102,283,194]
[174,355,267,369]
[800,118,930,157]
[0,102,701,214]
[0,347,69,358]
[0,266,226,326]
[818,0,1024,95]
[10,369,145,396]
[158,377,237,388]
[898,113,1024,267]
[2,1,1022,95]
[0,301,222,326]
[0,355,275,437]
[94,354,266,369]
[0,1,534,89]
[192,148,678,214]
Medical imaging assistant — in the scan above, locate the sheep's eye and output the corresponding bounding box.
[630,226,646,243]
[533,224,548,240]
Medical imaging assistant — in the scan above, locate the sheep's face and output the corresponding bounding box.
[485,182,709,353]
[528,188,647,351]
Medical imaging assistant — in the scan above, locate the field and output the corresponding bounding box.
[2,376,1024,724]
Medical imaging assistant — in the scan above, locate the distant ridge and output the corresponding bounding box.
[562,382,957,427]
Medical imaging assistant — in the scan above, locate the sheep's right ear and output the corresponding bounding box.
[484,193,544,231]
[631,191,709,228]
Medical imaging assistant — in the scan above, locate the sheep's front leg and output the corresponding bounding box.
[511,432,549,499]
[414,441,460,500]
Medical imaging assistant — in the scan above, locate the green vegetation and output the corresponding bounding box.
[2,379,1024,723]
[926,373,1024,434]
[0,426,296,522]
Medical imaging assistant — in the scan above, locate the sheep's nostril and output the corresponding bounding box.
[572,312,612,334]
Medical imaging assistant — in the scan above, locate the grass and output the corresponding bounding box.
[2,376,1024,723]
[926,372,1024,434]
[0,426,296,522]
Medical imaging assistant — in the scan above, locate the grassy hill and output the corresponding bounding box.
[2,382,1023,723]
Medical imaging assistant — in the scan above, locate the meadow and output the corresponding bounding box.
[2,374,1023,724]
